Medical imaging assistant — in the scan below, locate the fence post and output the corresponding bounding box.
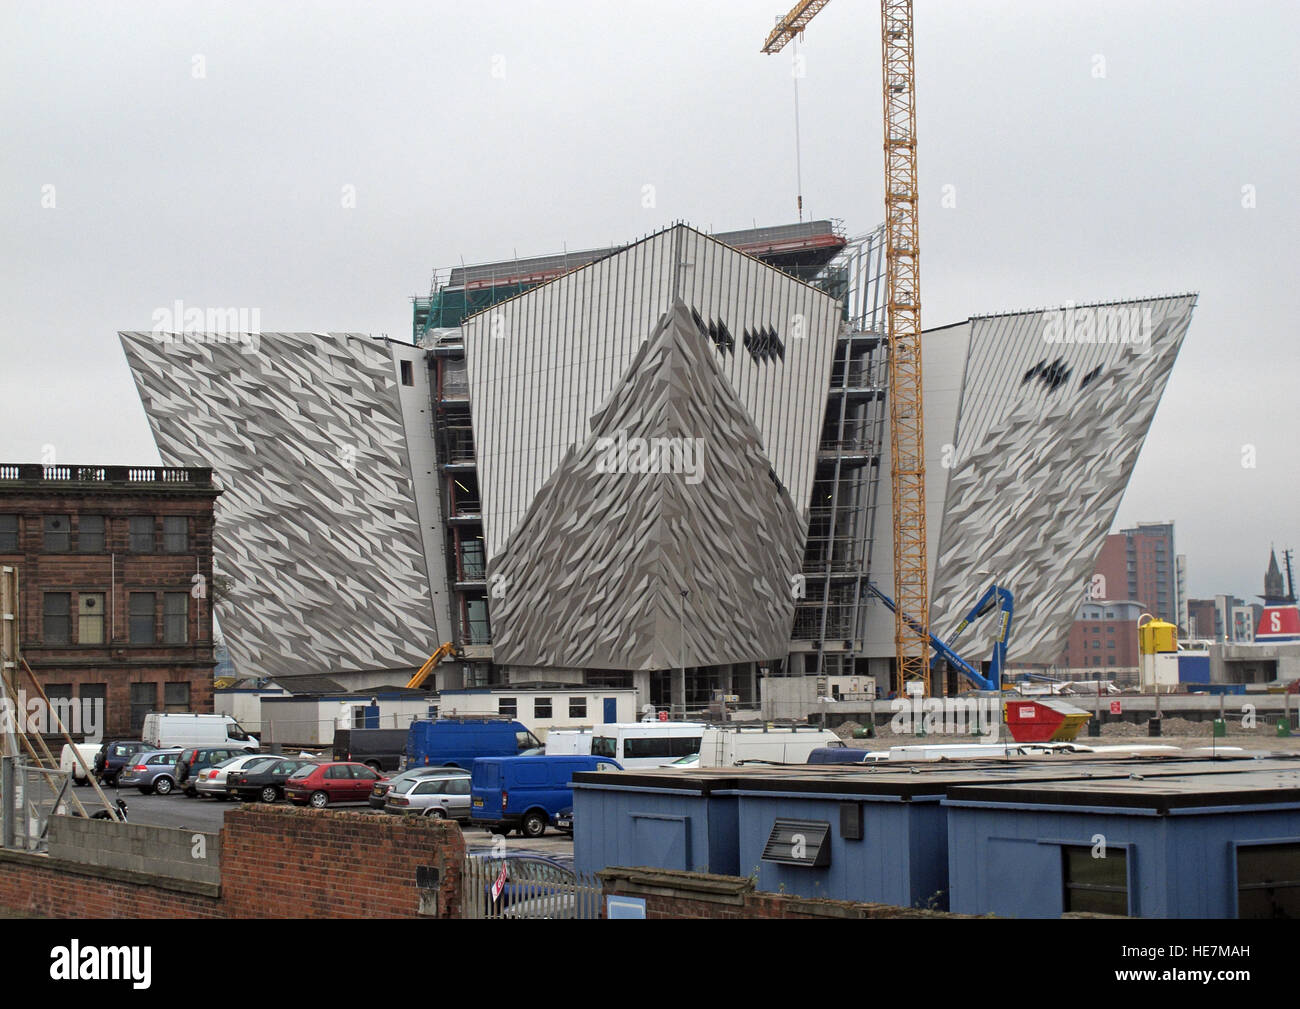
[1,755,13,849]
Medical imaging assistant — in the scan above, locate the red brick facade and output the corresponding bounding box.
[0,464,220,739]
[0,806,466,919]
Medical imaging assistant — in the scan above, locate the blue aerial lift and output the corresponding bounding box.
[864,582,1013,693]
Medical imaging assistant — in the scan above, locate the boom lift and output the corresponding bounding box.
[405,641,459,690]
[865,582,1013,693]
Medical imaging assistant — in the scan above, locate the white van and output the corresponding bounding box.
[60,743,100,784]
[697,725,843,767]
[141,713,257,751]
[590,723,706,769]
[544,730,593,756]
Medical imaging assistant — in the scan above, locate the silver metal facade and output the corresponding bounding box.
[487,301,808,670]
[463,224,842,561]
[120,331,444,678]
[926,294,1198,663]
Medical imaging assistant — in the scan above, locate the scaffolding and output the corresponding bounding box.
[794,227,891,679]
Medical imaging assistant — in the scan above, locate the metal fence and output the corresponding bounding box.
[0,756,74,852]
[460,856,602,919]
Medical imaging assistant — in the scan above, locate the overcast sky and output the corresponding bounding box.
[2,0,1297,603]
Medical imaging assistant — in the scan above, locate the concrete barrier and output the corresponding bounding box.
[46,815,220,885]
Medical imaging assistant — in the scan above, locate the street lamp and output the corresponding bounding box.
[679,588,689,721]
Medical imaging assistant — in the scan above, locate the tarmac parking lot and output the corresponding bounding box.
[71,784,576,858]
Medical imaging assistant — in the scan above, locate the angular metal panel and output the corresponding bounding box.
[119,331,440,677]
[928,295,1197,663]
[463,224,841,561]
[487,301,807,670]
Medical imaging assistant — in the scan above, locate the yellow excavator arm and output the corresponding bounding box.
[405,641,458,689]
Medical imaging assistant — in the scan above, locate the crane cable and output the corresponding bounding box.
[792,38,805,221]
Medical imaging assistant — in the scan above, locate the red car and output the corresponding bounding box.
[284,761,387,808]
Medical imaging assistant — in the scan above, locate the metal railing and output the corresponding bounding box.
[460,856,602,919]
[0,464,213,486]
[1,757,74,852]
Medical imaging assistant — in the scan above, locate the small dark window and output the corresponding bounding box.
[164,682,190,712]
[44,515,71,552]
[534,696,552,719]
[163,592,188,644]
[498,697,517,718]
[1063,845,1128,916]
[129,516,155,553]
[400,360,414,386]
[79,515,105,552]
[43,593,71,644]
[0,515,16,552]
[569,696,587,718]
[129,682,157,732]
[1237,844,1300,918]
[163,516,188,552]
[129,592,155,644]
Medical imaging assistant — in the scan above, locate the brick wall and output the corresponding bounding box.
[0,806,466,919]
[220,806,466,918]
[600,867,965,919]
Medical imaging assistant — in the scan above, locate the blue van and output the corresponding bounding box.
[806,746,875,764]
[472,755,622,838]
[404,718,543,772]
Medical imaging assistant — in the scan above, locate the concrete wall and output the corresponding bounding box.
[0,805,467,919]
[47,815,220,885]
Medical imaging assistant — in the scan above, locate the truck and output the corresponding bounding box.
[403,717,543,772]
[697,725,844,767]
[141,713,257,751]
[332,727,407,771]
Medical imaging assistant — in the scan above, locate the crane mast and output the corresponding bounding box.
[763,0,932,696]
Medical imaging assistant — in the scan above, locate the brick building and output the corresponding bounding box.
[1059,599,1143,673]
[1091,522,1179,624]
[0,463,220,737]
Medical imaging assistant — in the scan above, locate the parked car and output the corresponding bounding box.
[226,757,318,803]
[469,852,578,916]
[60,743,99,785]
[93,740,147,786]
[176,746,260,797]
[332,728,407,772]
[403,718,542,772]
[116,748,183,795]
[369,765,469,809]
[284,761,385,808]
[471,755,622,838]
[383,773,472,820]
[193,753,283,799]
[554,806,573,834]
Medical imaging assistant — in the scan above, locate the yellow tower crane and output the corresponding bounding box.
[763,0,932,697]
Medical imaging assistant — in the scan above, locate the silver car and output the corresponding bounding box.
[383,773,472,820]
[116,748,183,795]
[193,752,283,799]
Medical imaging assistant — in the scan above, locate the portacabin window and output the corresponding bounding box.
[1062,845,1129,916]
[569,696,587,718]
[534,696,552,719]
[1237,843,1300,918]
[498,696,517,718]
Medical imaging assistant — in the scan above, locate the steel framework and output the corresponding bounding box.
[763,0,931,694]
